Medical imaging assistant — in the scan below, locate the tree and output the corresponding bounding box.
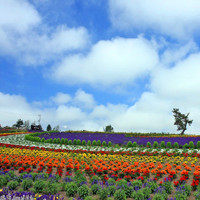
[46,124,52,131]
[104,125,114,132]
[53,125,60,131]
[13,119,24,129]
[172,108,193,135]
[24,120,30,130]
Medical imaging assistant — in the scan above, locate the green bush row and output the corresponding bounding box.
[126,140,200,149]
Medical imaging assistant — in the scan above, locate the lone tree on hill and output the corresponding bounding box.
[46,124,52,131]
[104,125,114,132]
[172,108,193,135]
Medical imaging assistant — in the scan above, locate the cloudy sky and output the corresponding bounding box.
[0,0,200,134]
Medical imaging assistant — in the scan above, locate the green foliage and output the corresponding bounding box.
[194,191,200,200]
[45,182,61,195]
[148,181,159,193]
[64,138,68,145]
[153,141,159,148]
[7,180,18,190]
[77,139,81,145]
[68,140,72,145]
[141,187,151,199]
[14,119,23,129]
[163,181,172,194]
[197,141,200,149]
[41,138,45,143]
[102,141,107,146]
[82,140,86,146]
[91,184,100,195]
[172,108,193,135]
[90,175,100,184]
[84,196,93,200]
[107,185,116,196]
[65,182,78,197]
[131,190,144,200]
[0,175,7,187]
[152,193,166,200]
[73,139,77,145]
[166,142,172,148]
[97,140,101,146]
[92,140,97,146]
[183,143,188,149]
[56,138,60,144]
[107,178,115,186]
[61,138,65,144]
[53,138,57,144]
[87,140,91,146]
[131,180,142,189]
[104,125,114,132]
[22,179,33,190]
[49,138,53,143]
[46,124,52,131]
[127,141,132,148]
[132,141,137,147]
[108,141,112,147]
[189,141,194,149]
[98,188,108,200]
[160,141,165,148]
[174,142,179,148]
[114,189,126,200]
[77,184,90,199]
[146,141,151,148]
[33,180,46,193]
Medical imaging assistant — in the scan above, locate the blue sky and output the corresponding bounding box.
[1,0,200,134]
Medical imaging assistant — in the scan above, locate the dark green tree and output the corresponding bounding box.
[104,125,114,132]
[14,119,23,129]
[46,124,52,131]
[172,108,193,135]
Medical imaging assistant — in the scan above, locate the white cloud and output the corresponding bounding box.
[109,0,200,39]
[0,0,89,65]
[51,92,71,105]
[73,89,96,109]
[52,36,158,88]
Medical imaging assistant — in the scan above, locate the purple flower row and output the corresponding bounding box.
[37,132,200,146]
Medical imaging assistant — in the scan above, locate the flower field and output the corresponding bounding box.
[1,132,200,199]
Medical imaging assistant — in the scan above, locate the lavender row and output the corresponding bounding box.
[36,132,200,146]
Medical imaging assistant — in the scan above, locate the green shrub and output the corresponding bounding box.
[22,179,33,190]
[115,144,119,148]
[68,140,72,145]
[77,184,90,199]
[174,142,179,148]
[85,196,93,200]
[90,175,100,184]
[87,140,91,146]
[153,141,159,148]
[92,140,97,146]
[91,184,100,195]
[184,184,191,196]
[56,138,60,144]
[33,180,46,193]
[146,142,151,148]
[132,141,137,147]
[97,140,101,146]
[152,193,166,200]
[124,186,133,198]
[49,138,53,143]
[166,142,172,148]
[183,143,188,149]
[107,178,115,186]
[65,182,78,197]
[102,141,107,146]
[160,141,165,148]
[189,141,194,149]
[45,182,61,195]
[131,180,142,189]
[127,141,132,148]
[61,138,65,144]
[41,138,45,143]
[141,187,151,199]
[64,138,68,145]
[163,181,172,194]
[108,185,116,196]
[0,175,7,187]
[77,139,81,145]
[131,190,144,200]
[108,141,112,147]
[114,189,126,200]
[194,191,200,200]
[7,181,18,190]
[53,138,57,144]
[98,188,108,200]
[148,181,159,193]
[197,141,200,149]
[73,139,77,145]
[82,140,86,146]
